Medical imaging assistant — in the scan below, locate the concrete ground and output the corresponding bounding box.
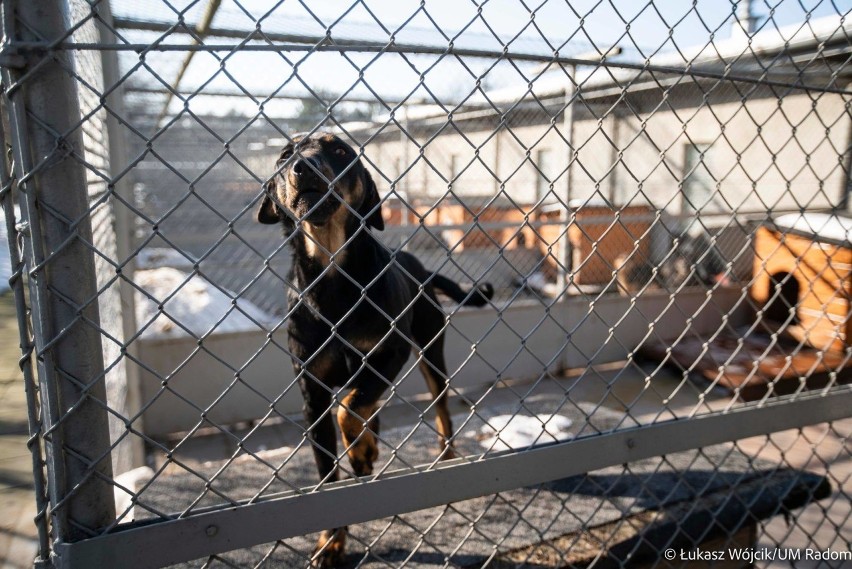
[0,290,848,567]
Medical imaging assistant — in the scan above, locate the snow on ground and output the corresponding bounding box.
[136,247,195,270]
[474,414,573,451]
[135,267,275,339]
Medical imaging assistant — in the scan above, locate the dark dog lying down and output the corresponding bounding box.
[256,132,493,567]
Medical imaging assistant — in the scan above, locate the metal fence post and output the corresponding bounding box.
[2,0,116,545]
[0,98,52,567]
[558,71,576,286]
[93,0,145,472]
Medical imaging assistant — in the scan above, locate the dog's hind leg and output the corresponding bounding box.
[311,527,346,569]
[299,370,339,484]
[418,338,456,460]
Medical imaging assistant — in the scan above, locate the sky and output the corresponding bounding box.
[111,0,850,118]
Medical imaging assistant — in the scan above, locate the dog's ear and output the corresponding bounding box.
[257,180,295,235]
[359,168,384,231]
[256,180,281,225]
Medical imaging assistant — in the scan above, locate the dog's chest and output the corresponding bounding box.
[291,271,414,349]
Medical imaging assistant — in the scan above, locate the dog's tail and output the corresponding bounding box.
[431,274,494,307]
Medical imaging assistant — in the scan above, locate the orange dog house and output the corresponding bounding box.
[752,213,852,353]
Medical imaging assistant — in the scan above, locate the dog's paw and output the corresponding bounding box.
[436,442,457,461]
[311,528,347,568]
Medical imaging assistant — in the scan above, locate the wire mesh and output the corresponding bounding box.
[0,0,850,567]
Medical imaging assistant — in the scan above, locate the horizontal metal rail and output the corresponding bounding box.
[7,40,852,96]
[124,84,429,106]
[381,209,829,231]
[55,387,852,569]
[112,16,845,63]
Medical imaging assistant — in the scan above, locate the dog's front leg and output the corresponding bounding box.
[336,348,405,477]
[298,363,348,568]
[337,387,381,477]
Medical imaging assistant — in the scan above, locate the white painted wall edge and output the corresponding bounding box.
[135,287,747,436]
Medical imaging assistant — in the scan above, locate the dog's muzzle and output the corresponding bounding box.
[289,158,339,224]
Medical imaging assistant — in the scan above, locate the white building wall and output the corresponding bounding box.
[572,89,850,213]
[361,88,850,216]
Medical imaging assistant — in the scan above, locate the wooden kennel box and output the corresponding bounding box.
[568,203,653,285]
[751,213,852,353]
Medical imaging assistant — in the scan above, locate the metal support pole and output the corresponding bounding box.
[558,73,576,287]
[94,0,144,471]
[840,91,852,211]
[2,0,116,544]
[493,120,502,197]
[0,97,51,566]
[400,104,409,229]
[608,111,620,204]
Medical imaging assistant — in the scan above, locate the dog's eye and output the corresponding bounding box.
[334,146,347,157]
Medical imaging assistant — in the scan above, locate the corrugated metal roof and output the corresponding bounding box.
[391,13,852,123]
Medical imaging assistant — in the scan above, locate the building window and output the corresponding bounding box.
[536,148,554,202]
[683,143,715,211]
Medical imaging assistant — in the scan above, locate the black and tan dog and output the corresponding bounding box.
[256,132,493,567]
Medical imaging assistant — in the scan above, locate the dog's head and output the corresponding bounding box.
[256,132,384,232]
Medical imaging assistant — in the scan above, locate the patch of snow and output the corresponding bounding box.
[773,213,852,244]
[136,247,195,270]
[202,446,292,468]
[135,267,275,339]
[114,466,155,520]
[475,414,573,451]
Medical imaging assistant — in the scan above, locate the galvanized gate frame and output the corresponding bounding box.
[56,391,852,568]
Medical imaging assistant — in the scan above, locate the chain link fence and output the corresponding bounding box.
[1,0,851,567]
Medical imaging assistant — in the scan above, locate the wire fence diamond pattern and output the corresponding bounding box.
[0,0,850,568]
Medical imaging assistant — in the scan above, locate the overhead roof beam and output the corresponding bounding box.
[124,85,447,106]
[115,16,382,48]
[154,0,223,128]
